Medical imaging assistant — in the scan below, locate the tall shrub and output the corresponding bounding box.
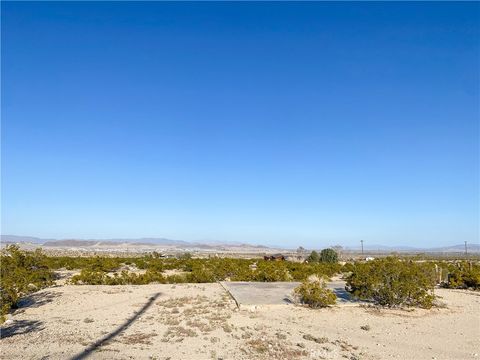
[0,246,54,321]
[294,275,336,308]
[319,248,338,263]
[346,257,436,308]
[306,251,319,263]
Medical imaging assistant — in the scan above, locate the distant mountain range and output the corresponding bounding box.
[342,243,480,253]
[0,235,270,250]
[1,235,478,253]
[1,235,48,244]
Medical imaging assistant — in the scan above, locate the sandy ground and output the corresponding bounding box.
[1,282,479,360]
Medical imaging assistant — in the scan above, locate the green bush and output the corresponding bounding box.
[341,262,354,274]
[306,251,319,263]
[70,269,111,285]
[346,257,436,308]
[319,248,338,263]
[66,256,343,285]
[306,249,339,264]
[178,252,192,260]
[294,275,337,308]
[287,262,340,281]
[44,255,127,272]
[253,261,291,282]
[0,246,54,321]
[444,262,480,289]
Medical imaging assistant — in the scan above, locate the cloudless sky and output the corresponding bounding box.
[2,1,479,248]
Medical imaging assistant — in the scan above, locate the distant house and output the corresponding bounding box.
[264,254,286,261]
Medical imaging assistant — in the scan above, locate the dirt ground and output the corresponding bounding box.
[0,282,479,360]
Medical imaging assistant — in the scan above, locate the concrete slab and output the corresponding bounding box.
[220,280,361,307]
[220,282,299,306]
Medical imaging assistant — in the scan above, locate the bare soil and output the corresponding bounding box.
[0,283,479,360]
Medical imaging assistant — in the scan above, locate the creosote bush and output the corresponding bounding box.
[319,248,338,263]
[68,257,342,285]
[346,257,436,308]
[0,245,54,321]
[442,261,480,290]
[306,251,319,263]
[306,248,339,264]
[294,275,337,308]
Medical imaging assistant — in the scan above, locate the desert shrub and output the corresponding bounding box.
[306,249,339,264]
[70,269,111,285]
[253,261,292,281]
[66,256,344,284]
[133,258,149,269]
[341,262,354,274]
[45,254,343,286]
[186,262,217,283]
[444,261,480,290]
[319,248,338,263]
[294,275,336,308]
[178,252,192,260]
[287,262,340,281]
[147,259,164,272]
[44,256,126,272]
[306,251,319,263]
[346,257,436,308]
[70,268,171,285]
[0,246,54,321]
[165,274,188,283]
[69,257,256,284]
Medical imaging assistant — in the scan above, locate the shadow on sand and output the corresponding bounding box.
[17,290,61,309]
[69,292,161,360]
[1,291,61,339]
[0,319,45,338]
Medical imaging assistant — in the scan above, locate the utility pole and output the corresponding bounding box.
[361,240,364,256]
[465,241,468,257]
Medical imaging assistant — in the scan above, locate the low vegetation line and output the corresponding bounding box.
[1,245,479,321]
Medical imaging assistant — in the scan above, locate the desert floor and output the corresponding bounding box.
[0,282,479,360]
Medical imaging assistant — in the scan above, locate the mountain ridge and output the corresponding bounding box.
[0,235,271,249]
[2,235,478,252]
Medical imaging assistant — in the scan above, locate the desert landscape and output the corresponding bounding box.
[1,279,479,360]
[2,2,479,359]
[1,246,479,360]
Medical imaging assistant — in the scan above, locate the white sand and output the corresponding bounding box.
[1,283,479,360]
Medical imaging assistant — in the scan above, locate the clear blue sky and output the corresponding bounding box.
[2,2,479,248]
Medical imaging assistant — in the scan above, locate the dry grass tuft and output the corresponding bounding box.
[121,332,157,345]
[186,319,213,333]
[303,333,329,343]
[245,334,308,359]
[163,326,197,342]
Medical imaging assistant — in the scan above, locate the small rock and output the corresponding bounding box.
[297,343,306,348]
